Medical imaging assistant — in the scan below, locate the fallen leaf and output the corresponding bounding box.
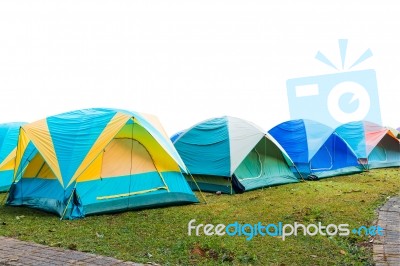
[191,246,206,257]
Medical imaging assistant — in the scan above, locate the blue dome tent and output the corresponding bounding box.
[269,119,362,179]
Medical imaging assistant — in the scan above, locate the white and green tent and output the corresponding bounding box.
[172,116,298,194]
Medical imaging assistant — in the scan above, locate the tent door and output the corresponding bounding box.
[310,145,333,171]
[368,145,387,162]
[99,138,167,206]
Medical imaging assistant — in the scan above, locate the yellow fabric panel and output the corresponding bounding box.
[76,152,103,182]
[13,129,29,179]
[37,162,57,179]
[23,119,63,186]
[100,139,157,178]
[22,152,56,179]
[0,147,17,171]
[115,123,180,172]
[139,113,170,140]
[67,113,131,187]
[23,152,45,178]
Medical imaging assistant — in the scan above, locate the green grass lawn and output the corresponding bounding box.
[0,168,399,265]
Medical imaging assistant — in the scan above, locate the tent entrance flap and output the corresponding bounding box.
[369,146,387,162]
[310,145,333,171]
[232,137,298,191]
[95,138,167,201]
[234,148,264,180]
[22,152,57,179]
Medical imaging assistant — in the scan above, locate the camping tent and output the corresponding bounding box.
[0,122,26,192]
[6,108,198,219]
[335,121,400,169]
[172,116,298,194]
[269,119,362,179]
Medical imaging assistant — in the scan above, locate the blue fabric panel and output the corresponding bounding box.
[77,171,195,205]
[77,172,165,206]
[162,171,196,194]
[0,126,8,146]
[0,122,25,163]
[7,172,197,219]
[335,121,367,158]
[0,170,13,192]
[71,171,197,218]
[292,162,312,177]
[303,119,334,159]
[329,134,360,169]
[174,117,230,176]
[0,123,25,192]
[269,120,309,163]
[47,109,115,185]
[75,192,197,219]
[310,133,359,172]
[6,178,70,216]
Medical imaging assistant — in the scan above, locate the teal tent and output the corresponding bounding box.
[172,116,298,194]
[335,121,400,169]
[0,122,26,192]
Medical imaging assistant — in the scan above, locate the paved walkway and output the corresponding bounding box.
[374,196,400,266]
[0,236,143,265]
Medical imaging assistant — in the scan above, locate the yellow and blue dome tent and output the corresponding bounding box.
[0,122,26,192]
[172,116,299,194]
[6,108,198,219]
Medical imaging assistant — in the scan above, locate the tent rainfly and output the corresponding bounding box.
[7,108,198,219]
[335,121,400,169]
[0,122,26,192]
[172,116,299,194]
[269,119,362,179]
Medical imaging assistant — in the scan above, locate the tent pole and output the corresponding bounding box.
[293,163,306,182]
[60,185,77,221]
[3,135,36,205]
[230,176,233,195]
[186,168,207,204]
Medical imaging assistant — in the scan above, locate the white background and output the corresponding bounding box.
[0,1,398,134]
